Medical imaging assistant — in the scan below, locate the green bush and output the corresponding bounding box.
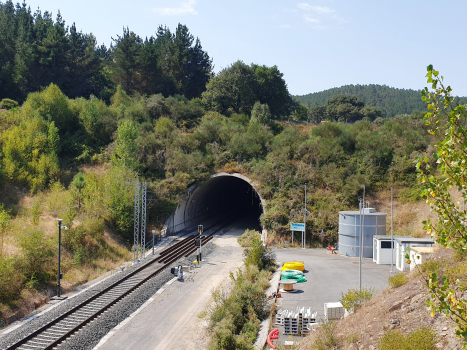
[388,273,408,288]
[207,261,272,350]
[312,320,340,350]
[340,287,374,312]
[17,231,54,284]
[63,217,105,263]
[399,186,424,203]
[237,229,260,247]
[378,327,436,350]
[0,98,18,110]
[0,256,24,304]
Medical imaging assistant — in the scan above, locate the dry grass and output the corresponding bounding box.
[367,187,437,239]
[298,248,463,350]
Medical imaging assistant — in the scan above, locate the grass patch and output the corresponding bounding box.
[311,320,340,350]
[378,327,436,350]
[399,186,424,203]
[388,273,407,288]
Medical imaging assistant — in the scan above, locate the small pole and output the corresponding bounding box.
[152,230,156,255]
[390,187,394,273]
[359,185,365,291]
[292,230,294,245]
[57,219,63,298]
[304,184,307,249]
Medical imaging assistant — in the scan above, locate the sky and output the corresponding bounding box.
[21,0,467,96]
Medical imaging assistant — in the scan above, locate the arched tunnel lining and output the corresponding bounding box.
[167,174,263,234]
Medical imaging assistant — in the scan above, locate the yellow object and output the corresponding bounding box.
[281,262,305,271]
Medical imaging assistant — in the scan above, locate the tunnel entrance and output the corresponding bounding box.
[165,173,263,235]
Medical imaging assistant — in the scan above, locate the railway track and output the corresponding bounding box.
[2,220,231,350]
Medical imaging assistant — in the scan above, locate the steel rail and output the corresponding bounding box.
[3,221,230,350]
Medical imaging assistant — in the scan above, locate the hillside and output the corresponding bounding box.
[294,84,467,118]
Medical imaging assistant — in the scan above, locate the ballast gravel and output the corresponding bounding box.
[0,243,215,350]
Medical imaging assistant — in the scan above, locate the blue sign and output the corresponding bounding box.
[290,222,305,231]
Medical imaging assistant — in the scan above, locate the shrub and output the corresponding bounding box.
[238,229,261,247]
[379,327,436,350]
[17,231,54,284]
[340,287,374,312]
[388,273,408,288]
[0,98,18,110]
[312,320,340,350]
[0,256,24,304]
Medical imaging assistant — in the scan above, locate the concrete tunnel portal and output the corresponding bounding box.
[165,173,264,235]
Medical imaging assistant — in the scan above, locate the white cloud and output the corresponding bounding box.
[295,2,343,29]
[298,3,335,14]
[153,0,198,16]
[304,16,319,23]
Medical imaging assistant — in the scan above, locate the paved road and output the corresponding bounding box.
[273,248,393,345]
[95,219,254,350]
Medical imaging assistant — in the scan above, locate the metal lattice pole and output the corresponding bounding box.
[140,182,147,259]
[134,182,140,261]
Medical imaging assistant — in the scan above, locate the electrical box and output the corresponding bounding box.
[324,302,344,320]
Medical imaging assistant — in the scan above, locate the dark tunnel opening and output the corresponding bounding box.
[170,175,263,234]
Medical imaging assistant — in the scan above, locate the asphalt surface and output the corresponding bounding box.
[94,218,257,350]
[273,248,394,346]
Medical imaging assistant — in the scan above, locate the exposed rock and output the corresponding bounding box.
[388,316,401,329]
[411,293,425,304]
[389,300,403,312]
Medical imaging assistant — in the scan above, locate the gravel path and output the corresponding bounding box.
[95,219,251,350]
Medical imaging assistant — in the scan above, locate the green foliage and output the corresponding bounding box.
[415,66,467,345]
[112,120,139,171]
[237,229,261,248]
[17,231,54,284]
[294,84,433,119]
[63,217,105,264]
[0,98,18,110]
[206,230,274,350]
[378,327,437,350]
[398,185,424,203]
[388,273,408,288]
[202,61,292,118]
[0,256,23,304]
[1,114,60,192]
[311,320,340,350]
[340,287,374,312]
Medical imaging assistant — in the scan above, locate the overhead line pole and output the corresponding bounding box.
[391,187,394,273]
[304,184,307,249]
[141,182,147,259]
[359,185,365,291]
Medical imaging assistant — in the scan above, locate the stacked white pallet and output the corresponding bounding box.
[301,308,317,334]
[283,310,299,335]
[275,309,284,325]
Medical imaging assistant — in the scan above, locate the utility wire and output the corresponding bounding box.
[1,189,131,225]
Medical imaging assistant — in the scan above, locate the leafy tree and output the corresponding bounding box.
[111,27,142,94]
[250,101,271,125]
[203,61,258,116]
[112,120,139,171]
[71,172,86,208]
[325,95,364,122]
[295,84,435,118]
[1,115,60,192]
[416,65,467,345]
[252,64,292,117]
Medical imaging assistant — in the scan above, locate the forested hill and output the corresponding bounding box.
[294,84,467,118]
